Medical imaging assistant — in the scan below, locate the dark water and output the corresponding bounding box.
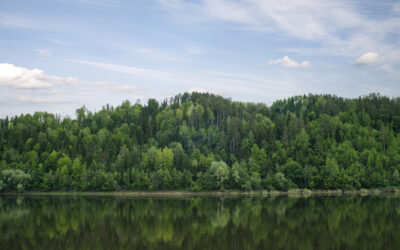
[1,195,400,250]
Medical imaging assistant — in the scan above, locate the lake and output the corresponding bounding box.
[1,194,400,249]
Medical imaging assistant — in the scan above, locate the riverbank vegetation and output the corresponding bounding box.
[1,92,400,192]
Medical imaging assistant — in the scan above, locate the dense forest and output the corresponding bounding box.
[1,92,400,192]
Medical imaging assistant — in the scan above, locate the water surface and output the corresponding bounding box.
[1,195,400,249]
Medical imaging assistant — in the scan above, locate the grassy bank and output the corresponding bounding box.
[2,188,400,197]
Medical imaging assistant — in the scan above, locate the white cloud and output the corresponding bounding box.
[354,52,379,66]
[0,63,54,88]
[0,59,315,116]
[269,56,309,68]
[35,49,52,57]
[0,63,142,91]
[0,63,153,117]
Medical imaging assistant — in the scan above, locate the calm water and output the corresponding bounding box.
[1,195,400,250]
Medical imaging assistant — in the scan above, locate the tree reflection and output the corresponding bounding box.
[0,196,400,250]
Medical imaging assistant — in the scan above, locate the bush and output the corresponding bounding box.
[17,183,24,193]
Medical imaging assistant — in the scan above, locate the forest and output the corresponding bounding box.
[1,92,400,192]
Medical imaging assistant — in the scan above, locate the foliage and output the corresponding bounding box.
[1,92,400,191]
[1,169,31,191]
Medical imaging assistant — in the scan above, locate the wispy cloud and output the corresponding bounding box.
[157,0,400,69]
[0,14,38,29]
[68,58,307,100]
[47,38,68,45]
[394,3,400,14]
[133,48,184,61]
[157,0,355,40]
[60,0,122,8]
[269,56,309,68]
[112,85,138,92]
[35,49,52,57]
[203,0,258,25]
[354,52,379,66]
[9,96,73,104]
[68,59,175,80]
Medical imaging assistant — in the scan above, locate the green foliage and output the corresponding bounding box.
[231,162,251,190]
[1,92,400,191]
[1,169,31,191]
[209,161,230,190]
[16,183,24,192]
[322,158,340,189]
[0,180,5,192]
[283,160,304,187]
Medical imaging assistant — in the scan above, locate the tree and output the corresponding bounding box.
[283,160,304,188]
[71,158,85,190]
[152,168,172,190]
[57,155,72,189]
[209,161,230,190]
[322,157,339,189]
[249,144,267,174]
[1,169,31,191]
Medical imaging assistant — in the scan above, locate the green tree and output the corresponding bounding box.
[209,161,230,190]
[1,169,31,191]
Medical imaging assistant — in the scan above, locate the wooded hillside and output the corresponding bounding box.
[1,92,400,191]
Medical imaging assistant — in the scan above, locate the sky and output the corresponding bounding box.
[1,0,400,117]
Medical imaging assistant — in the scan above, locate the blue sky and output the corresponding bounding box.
[1,0,400,117]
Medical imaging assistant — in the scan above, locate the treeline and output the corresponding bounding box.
[1,92,400,191]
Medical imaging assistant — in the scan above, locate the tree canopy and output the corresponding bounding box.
[1,92,400,191]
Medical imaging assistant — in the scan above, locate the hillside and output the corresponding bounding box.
[1,92,400,191]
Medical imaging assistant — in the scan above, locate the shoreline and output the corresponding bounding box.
[2,188,400,197]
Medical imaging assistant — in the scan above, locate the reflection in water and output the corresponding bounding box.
[1,195,400,249]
